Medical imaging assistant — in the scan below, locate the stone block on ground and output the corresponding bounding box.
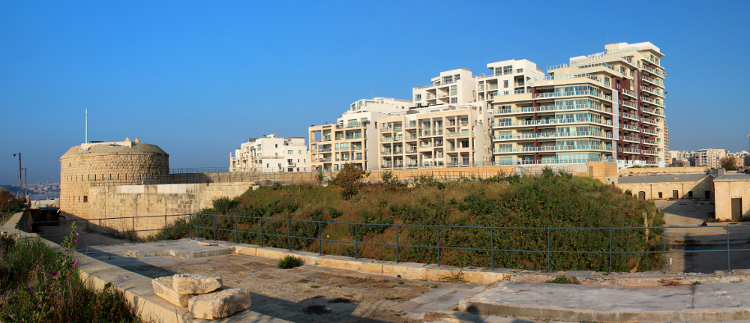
[152,276,192,307]
[173,273,223,295]
[188,288,252,320]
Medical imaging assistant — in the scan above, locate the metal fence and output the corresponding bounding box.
[16,213,750,274]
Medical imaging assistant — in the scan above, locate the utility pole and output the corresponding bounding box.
[13,153,21,198]
[23,168,28,199]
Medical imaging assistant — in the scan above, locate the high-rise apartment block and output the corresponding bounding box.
[230,134,309,172]
[308,42,668,171]
[694,148,726,169]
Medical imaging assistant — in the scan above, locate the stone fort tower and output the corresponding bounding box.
[60,138,169,219]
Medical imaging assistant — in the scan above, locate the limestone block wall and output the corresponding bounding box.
[714,180,750,221]
[617,176,714,201]
[61,153,168,219]
[85,182,252,238]
[619,166,709,175]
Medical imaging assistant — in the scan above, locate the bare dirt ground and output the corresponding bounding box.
[110,253,463,322]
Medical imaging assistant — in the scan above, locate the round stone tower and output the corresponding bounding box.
[60,138,169,219]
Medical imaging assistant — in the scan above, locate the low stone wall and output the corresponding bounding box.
[84,182,254,238]
[619,166,709,175]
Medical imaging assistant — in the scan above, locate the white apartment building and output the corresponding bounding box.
[230,134,309,172]
[309,98,412,172]
[694,148,726,169]
[490,42,667,167]
[308,42,668,171]
[377,103,491,169]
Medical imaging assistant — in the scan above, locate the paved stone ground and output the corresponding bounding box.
[658,200,750,273]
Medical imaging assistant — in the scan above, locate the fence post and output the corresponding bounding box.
[287,218,291,252]
[234,213,238,244]
[490,228,494,269]
[354,224,358,259]
[546,227,551,273]
[318,221,322,256]
[165,214,168,241]
[396,224,399,264]
[189,214,193,240]
[213,215,217,241]
[609,228,613,274]
[436,225,441,266]
[663,225,667,274]
[260,217,264,247]
[727,225,731,272]
[99,218,102,246]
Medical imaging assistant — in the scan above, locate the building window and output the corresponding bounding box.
[299,150,302,154]
[450,85,457,96]
[288,150,293,154]
[83,196,88,203]
[415,94,421,101]
[275,144,278,148]
[495,67,502,76]
[688,191,693,198]
[451,97,458,103]
[658,192,663,199]
[454,74,460,80]
[503,80,509,88]
[516,68,524,73]
[503,66,512,75]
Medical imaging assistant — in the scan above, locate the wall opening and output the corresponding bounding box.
[673,190,679,199]
[638,191,646,200]
[688,191,693,198]
[83,196,88,203]
[732,198,743,221]
[705,191,711,200]
[658,192,663,199]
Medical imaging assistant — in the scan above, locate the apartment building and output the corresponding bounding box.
[377,104,491,169]
[693,148,726,169]
[229,134,309,172]
[309,98,412,172]
[726,151,749,168]
[307,42,666,171]
[669,150,694,166]
[489,42,666,167]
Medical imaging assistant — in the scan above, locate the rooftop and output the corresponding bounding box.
[714,173,750,182]
[60,138,168,159]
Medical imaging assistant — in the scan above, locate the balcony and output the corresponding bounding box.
[619,148,641,154]
[533,90,611,101]
[641,76,664,87]
[622,124,641,132]
[643,128,659,135]
[642,96,664,107]
[621,100,637,109]
[381,151,391,156]
[642,118,658,126]
[642,107,664,116]
[406,134,418,140]
[405,147,418,153]
[640,86,664,97]
[643,139,657,145]
[622,89,637,98]
[493,145,609,154]
[623,136,640,143]
[622,112,639,121]
[493,131,612,141]
[318,148,332,152]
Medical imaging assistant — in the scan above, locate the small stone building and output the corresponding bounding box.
[617,174,714,201]
[713,173,750,221]
[60,138,169,219]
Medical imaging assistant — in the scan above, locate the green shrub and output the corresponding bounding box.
[546,276,580,284]
[327,206,343,219]
[277,255,304,269]
[332,164,369,200]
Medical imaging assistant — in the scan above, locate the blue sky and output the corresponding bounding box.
[1,0,749,184]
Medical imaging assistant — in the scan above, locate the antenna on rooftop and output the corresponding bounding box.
[85,109,88,143]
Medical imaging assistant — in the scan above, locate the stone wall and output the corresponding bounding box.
[619,166,709,175]
[617,176,714,201]
[85,182,253,238]
[714,179,750,221]
[61,153,169,219]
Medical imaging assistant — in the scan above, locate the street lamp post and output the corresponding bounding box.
[13,153,21,198]
[23,168,28,199]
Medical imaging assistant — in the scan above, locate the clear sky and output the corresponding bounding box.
[1,0,749,184]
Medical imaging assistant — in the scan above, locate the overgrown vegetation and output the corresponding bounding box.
[157,168,665,272]
[329,163,370,200]
[277,255,304,269]
[0,224,140,322]
[546,276,581,284]
[1,189,25,225]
